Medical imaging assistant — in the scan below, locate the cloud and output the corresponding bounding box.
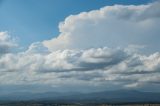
[43,1,160,52]
[0,44,160,91]
[0,1,160,92]
[0,32,17,55]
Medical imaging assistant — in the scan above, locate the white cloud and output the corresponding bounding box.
[0,45,160,91]
[43,1,160,52]
[0,32,17,55]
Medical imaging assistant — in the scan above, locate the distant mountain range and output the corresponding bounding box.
[0,90,160,103]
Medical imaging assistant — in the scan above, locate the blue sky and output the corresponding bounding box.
[0,0,153,47]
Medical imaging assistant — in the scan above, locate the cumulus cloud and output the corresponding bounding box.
[43,1,160,52]
[0,1,160,92]
[0,32,17,55]
[0,45,160,91]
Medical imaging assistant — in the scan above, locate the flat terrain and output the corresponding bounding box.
[0,102,160,106]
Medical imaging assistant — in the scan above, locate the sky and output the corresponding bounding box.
[0,0,160,94]
[0,0,154,47]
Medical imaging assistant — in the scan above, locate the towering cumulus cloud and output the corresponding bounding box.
[43,1,160,52]
[0,1,160,92]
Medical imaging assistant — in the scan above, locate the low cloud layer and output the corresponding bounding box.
[0,1,160,92]
[0,41,160,91]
